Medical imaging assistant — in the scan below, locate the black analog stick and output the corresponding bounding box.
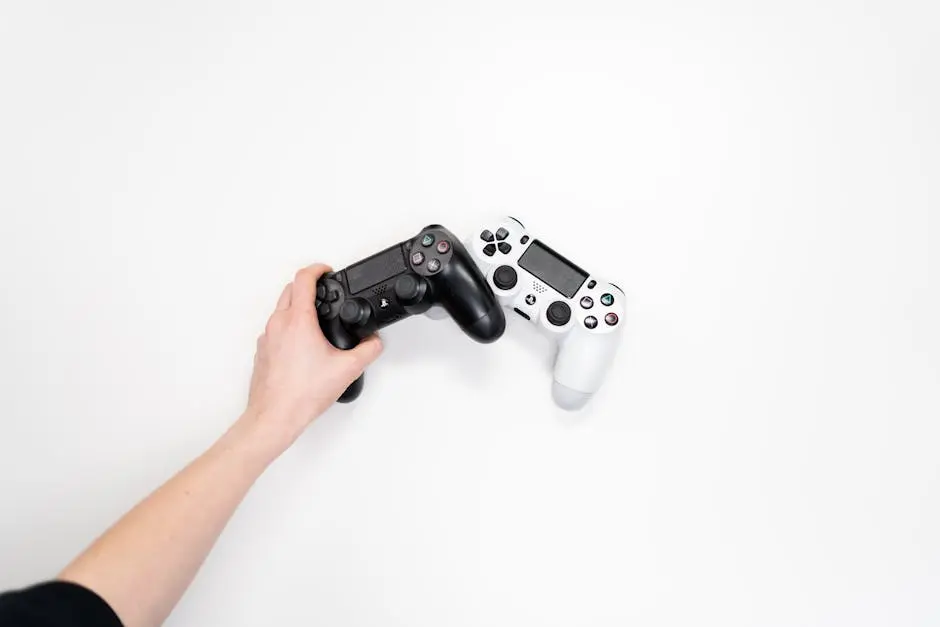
[394,274,421,304]
[547,301,571,327]
[340,298,371,327]
[493,265,518,291]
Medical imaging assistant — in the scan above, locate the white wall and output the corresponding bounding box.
[1,1,937,625]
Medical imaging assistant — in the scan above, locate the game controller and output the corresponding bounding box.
[466,217,625,410]
[316,224,506,402]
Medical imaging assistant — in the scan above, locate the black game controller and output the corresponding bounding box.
[316,225,506,402]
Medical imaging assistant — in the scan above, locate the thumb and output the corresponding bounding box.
[349,334,384,369]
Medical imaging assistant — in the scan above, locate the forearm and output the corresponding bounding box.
[59,412,290,627]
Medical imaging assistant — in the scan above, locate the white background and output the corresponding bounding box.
[1,1,938,625]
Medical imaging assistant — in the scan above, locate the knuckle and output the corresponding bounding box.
[294,268,310,281]
[341,351,365,371]
[265,313,286,334]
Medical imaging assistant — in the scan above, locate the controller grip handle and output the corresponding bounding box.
[435,247,506,343]
[320,315,365,403]
[552,327,621,410]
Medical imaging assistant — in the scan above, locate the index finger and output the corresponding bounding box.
[290,263,333,313]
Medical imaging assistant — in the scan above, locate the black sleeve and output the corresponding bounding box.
[0,581,123,627]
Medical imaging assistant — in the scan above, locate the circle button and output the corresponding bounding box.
[436,240,451,254]
[605,312,619,326]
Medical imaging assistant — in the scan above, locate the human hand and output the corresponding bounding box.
[244,264,383,447]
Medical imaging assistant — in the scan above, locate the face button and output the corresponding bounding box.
[588,280,597,289]
[496,227,509,241]
[317,301,331,317]
[525,294,536,306]
[328,289,340,302]
[483,243,497,257]
[580,296,593,309]
[481,229,495,242]
[421,234,435,247]
[498,242,512,254]
[520,235,530,244]
[427,258,442,273]
[584,316,598,329]
[600,293,615,306]
[436,240,451,254]
[547,301,572,327]
[411,251,425,266]
[605,312,619,326]
[493,265,518,290]
[317,285,327,301]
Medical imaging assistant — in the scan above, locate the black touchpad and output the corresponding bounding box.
[346,244,408,294]
[518,240,589,299]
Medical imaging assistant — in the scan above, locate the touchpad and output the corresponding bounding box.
[345,244,408,294]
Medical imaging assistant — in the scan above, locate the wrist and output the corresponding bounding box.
[222,409,300,468]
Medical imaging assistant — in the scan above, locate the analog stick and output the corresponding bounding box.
[547,301,571,327]
[394,275,422,305]
[493,265,518,291]
[340,298,371,327]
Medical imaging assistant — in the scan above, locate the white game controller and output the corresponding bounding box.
[466,216,625,410]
